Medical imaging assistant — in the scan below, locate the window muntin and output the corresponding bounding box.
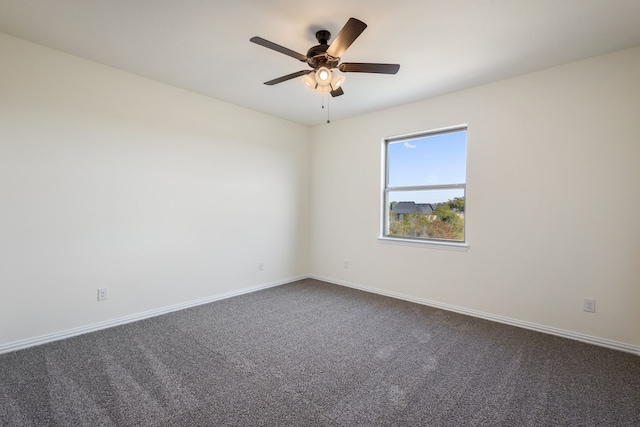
[383,127,467,243]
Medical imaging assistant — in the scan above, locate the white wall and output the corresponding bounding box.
[310,47,640,350]
[2,30,638,354]
[0,33,310,348]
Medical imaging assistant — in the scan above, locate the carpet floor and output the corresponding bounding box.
[1,278,639,426]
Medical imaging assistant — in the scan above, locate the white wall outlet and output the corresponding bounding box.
[97,287,108,301]
[258,262,264,271]
[343,260,349,269]
[583,298,596,313]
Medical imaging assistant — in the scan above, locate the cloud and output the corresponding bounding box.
[404,142,417,148]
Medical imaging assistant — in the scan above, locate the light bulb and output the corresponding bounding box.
[315,67,332,86]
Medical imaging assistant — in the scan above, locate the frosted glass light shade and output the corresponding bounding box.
[315,67,332,86]
[302,73,317,90]
[330,73,345,90]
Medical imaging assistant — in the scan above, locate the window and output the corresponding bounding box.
[381,126,467,246]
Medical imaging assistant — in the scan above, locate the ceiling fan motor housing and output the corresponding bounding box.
[307,32,339,70]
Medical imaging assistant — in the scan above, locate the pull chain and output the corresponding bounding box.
[320,92,331,124]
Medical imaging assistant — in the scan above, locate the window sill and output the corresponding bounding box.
[377,236,469,251]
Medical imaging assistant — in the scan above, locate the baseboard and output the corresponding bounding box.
[0,275,307,355]
[310,274,640,356]
[4,274,638,356]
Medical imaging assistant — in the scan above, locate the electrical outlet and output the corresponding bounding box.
[343,261,349,269]
[258,262,264,271]
[583,298,596,313]
[97,287,108,301]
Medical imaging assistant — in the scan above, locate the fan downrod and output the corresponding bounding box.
[315,30,331,44]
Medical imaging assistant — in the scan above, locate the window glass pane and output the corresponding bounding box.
[387,130,466,187]
[387,189,465,241]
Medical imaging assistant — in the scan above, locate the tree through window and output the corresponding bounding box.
[382,127,467,243]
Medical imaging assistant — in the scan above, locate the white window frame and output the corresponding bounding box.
[379,125,469,251]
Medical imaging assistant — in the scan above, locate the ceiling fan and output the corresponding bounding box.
[250,18,400,97]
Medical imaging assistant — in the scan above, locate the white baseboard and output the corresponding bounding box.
[0,275,307,355]
[310,274,640,356]
[3,274,638,356]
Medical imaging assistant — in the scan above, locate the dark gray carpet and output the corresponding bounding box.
[1,278,639,426]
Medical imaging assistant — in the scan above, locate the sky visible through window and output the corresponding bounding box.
[387,130,466,204]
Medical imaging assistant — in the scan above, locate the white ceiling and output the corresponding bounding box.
[1,0,640,126]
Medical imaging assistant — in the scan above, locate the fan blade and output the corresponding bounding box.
[330,87,344,97]
[264,70,312,86]
[250,37,307,62]
[338,63,400,74]
[326,18,367,59]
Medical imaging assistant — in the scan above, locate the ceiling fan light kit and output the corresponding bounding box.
[302,67,345,93]
[250,17,400,102]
